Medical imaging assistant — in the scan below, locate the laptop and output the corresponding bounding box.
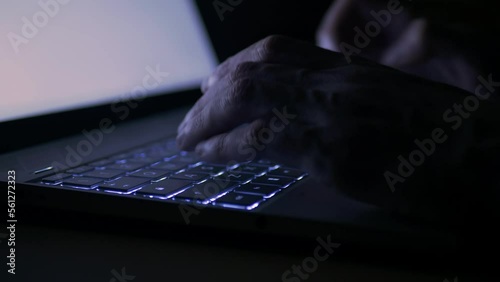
[0,0,458,259]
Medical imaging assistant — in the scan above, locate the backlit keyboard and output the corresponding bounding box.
[32,139,307,210]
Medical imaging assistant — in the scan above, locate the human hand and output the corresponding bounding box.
[176,35,480,220]
[316,0,481,92]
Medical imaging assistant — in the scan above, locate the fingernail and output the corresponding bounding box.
[195,142,206,157]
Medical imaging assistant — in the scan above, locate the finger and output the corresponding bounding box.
[178,78,297,151]
[381,19,430,68]
[194,119,294,164]
[317,0,415,63]
[201,35,345,93]
[316,0,356,52]
[178,76,232,134]
[179,63,309,138]
[194,119,266,163]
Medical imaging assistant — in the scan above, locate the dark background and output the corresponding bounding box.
[196,0,334,61]
[196,0,500,63]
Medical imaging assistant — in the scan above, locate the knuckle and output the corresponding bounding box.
[191,113,204,131]
[258,35,287,60]
[247,119,266,142]
[214,135,227,156]
[233,62,259,79]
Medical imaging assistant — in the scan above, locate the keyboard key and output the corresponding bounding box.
[108,153,132,161]
[146,151,175,158]
[145,145,177,158]
[172,154,200,164]
[62,177,102,188]
[83,169,124,180]
[107,162,145,171]
[88,159,115,167]
[252,175,295,187]
[231,164,267,175]
[175,180,238,201]
[214,172,254,182]
[99,177,149,192]
[254,159,277,167]
[136,179,193,197]
[171,172,210,182]
[198,179,238,194]
[66,166,93,174]
[163,139,178,151]
[188,164,226,175]
[151,161,187,172]
[214,192,263,209]
[42,173,71,183]
[126,156,163,164]
[173,188,208,202]
[129,169,170,179]
[234,183,280,197]
[267,167,307,179]
[129,147,149,155]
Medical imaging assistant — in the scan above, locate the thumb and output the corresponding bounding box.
[380,18,431,68]
[316,0,359,52]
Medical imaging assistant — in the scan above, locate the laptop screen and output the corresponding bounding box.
[0,0,217,123]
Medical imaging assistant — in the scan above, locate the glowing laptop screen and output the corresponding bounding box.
[0,0,217,122]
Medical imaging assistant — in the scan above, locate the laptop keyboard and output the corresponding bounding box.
[33,139,307,210]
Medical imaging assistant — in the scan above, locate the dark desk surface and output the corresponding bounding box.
[0,223,490,282]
